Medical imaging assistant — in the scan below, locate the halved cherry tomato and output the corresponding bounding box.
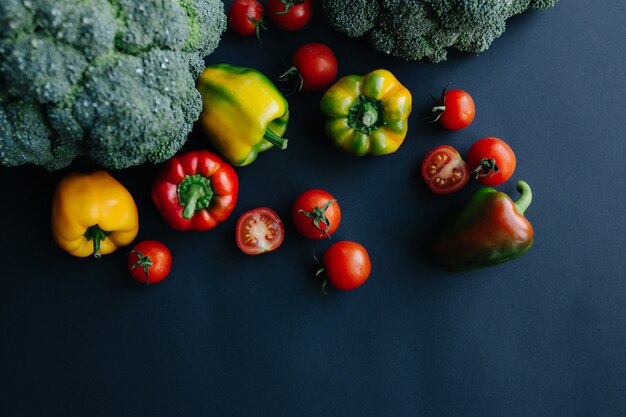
[236,208,284,255]
[421,145,469,194]
[266,0,312,31]
[430,87,475,130]
[292,189,340,239]
[319,241,371,291]
[127,240,172,285]
[466,137,516,186]
[227,0,266,39]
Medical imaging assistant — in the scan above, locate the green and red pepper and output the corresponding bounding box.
[429,181,534,271]
[152,150,239,231]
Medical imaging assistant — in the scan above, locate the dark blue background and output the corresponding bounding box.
[2,1,626,416]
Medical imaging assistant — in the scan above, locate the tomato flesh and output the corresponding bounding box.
[228,0,264,37]
[128,240,172,285]
[292,189,341,239]
[267,0,312,31]
[438,89,475,130]
[466,137,516,186]
[236,208,284,255]
[421,145,469,194]
[292,43,338,91]
[322,241,371,291]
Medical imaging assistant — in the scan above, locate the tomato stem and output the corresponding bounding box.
[471,158,499,179]
[313,252,328,294]
[129,250,153,285]
[425,83,450,123]
[298,199,337,237]
[275,0,305,14]
[278,66,298,79]
[321,277,328,295]
[249,16,267,45]
[315,267,328,294]
[278,66,304,95]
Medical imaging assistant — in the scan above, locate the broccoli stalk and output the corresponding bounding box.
[320,0,559,63]
[0,0,226,170]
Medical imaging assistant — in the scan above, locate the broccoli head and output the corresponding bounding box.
[0,0,226,170]
[320,0,558,63]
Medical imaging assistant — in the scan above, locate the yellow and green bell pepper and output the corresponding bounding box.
[320,69,412,156]
[51,171,139,258]
[197,64,289,167]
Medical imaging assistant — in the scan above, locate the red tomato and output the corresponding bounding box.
[321,241,371,291]
[421,145,470,194]
[282,43,338,92]
[128,240,172,285]
[466,137,516,186]
[432,88,475,130]
[236,208,284,255]
[292,189,341,239]
[266,0,312,31]
[227,0,265,38]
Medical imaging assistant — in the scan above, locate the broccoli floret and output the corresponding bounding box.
[320,0,559,62]
[0,101,52,167]
[0,0,226,170]
[73,50,200,169]
[319,0,380,38]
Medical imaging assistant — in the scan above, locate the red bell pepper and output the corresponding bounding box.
[152,150,239,231]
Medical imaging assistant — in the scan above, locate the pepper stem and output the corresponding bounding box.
[177,174,214,220]
[361,102,378,127]
[348,95,385,134]
[263,128,288,150]
[182,184,203,219]
[514,181,532,215]
[83,225,111,258]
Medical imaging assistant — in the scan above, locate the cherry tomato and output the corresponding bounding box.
[421,145,470,194]
[431,88,475,130]
[280,43,338,92]
[466,137,516,186]
[266,0,312,31]
[127,240,172,285]
[227,0,266,38]
[292,189,341,239]
[320,241,371,291]
[236,208,284,255]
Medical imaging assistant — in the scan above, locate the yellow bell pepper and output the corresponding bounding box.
[51,171,139,258]
[320,69,412,156]
[196,64,289,166]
